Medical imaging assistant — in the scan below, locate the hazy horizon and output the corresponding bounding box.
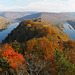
[0,11,75,13]
[0,0,75,12]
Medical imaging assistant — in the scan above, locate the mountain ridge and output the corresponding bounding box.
[17,12,75,24]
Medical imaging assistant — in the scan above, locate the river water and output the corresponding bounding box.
[63,22,75,41]
[0,23,19,43]
[0,22,75,43]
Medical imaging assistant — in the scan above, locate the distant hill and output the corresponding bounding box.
[0,12,29,19]
[0,16,8,24]
[0,12,75,23]
[0,12,38,23]
[0,16,6,20]
[63,12,75,17]
[17,12,75,24]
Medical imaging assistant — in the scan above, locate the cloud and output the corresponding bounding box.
[0,0,75,12]
[24,1,64,12]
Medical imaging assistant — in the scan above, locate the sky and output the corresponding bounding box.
[0,0,75,12]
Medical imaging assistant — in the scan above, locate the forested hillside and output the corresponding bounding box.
[2,20,70,43]
[0,16,11,30]
[0,20,75,75]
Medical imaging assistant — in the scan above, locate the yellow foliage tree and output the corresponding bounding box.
[27,24,31,27]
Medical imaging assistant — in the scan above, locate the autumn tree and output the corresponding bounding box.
[63,40,74,51]
[26,37,57,60]
[27,24,31,27]
[1,44,25,72]
[25,37,59,75]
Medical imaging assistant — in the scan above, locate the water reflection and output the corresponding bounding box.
[63,22,75,41]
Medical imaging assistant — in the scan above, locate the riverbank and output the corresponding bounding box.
[0,21,11,31]
[0,22,19,43]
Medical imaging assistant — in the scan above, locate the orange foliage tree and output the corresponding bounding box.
[1,44,25,70]
[26,37,59,61]
[25,37,59,74]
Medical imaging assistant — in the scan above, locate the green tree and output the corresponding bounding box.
[0,57,11,72]
[11,40,25,54]
[54,50,75,75]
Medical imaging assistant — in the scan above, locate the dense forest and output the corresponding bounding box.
[0,20,75,75]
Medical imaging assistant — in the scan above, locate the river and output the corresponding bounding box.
[0,22,19,43]
[63,22,75,41]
